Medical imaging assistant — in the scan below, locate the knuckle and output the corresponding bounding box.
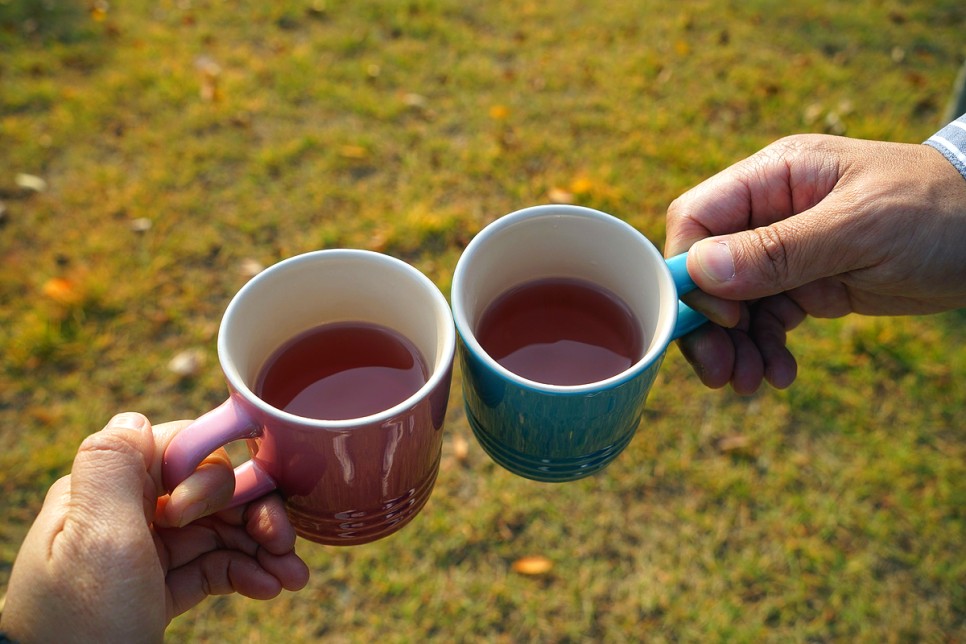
[772,132,822,155]
[665,195,694,234]
[666,194,687,219]
[751,226,792,287]
[76,429,143,464]
[77,430,122,454]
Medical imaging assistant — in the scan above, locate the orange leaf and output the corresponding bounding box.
[547,187,573,204]
[569,177,593,195]
[42,278,82,305]
[489,104,509,120]
[195,56,223,102]
[452,435,469,463]
[512,555,553,576]
[90,1,109,21]
[339,145,368,159]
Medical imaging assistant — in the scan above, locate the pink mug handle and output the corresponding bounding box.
[162,395,279,507]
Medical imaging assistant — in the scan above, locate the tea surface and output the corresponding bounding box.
[256,322,428,420]
[476,277,644,386]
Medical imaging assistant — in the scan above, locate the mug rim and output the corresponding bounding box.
[218,248,456,428]
[451,204,679,394]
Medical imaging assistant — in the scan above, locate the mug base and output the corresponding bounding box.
[285,453,440,546]
[466,405,636,482]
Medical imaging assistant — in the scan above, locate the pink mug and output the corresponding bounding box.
[162,250,455,545]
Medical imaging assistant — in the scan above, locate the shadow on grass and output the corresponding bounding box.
[0,0,98,47]
[936,308,966,342]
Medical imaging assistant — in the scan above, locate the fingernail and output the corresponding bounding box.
[695,240,736,283]
[109,412,147,432]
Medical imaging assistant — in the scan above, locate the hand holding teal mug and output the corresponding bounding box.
[451,205,706,482]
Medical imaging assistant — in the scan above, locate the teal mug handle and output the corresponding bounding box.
[665,253,707,339]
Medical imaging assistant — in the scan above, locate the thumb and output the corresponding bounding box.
[69,412,158,529]
[686,206,856,301]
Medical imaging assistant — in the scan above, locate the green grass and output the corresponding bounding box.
[2,0,965,641]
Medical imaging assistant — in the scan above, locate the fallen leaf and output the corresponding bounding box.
[824,111,846,136]
[803,102,824,125]
[368,228,390,252]
[339,145,368,159]
[401,92,427,108]
[716,435,750,452]
[569,177,593,195]
[307,1,328,19]
[130,217,152,233]
[547,187,573,204]
[15,173,47,193]
[195,55,222,102]
[512,555,553,576]
[489,104,509,120]
[453,435,469,463]
[90,0,109,21]
[42,277,82,305]
[168,349,206,378]
[27,405,63,427]
[715,434,758,460]
[238,258,265,278]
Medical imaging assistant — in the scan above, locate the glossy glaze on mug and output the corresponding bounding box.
[459,340,662,481]
[240,376,449,544]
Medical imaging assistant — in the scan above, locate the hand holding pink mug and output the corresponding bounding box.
[162,250,455,546]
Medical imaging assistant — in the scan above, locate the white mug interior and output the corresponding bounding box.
[218,249,455,426]
[451,205,680,392]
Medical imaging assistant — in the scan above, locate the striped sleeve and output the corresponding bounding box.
[924,113,966,180]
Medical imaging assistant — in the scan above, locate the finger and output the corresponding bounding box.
[666,135,844,254]
[151,420,235,528]
[239,494,299,556]
[665,143,794,327]
[256,548,310,592]
[727,328,765,396]
[751,296,805,389]
[156,456,235,528]
[665,156,765,256]
[686,197,864,302]
[676,324,735,389]
[668,134,864,303]
[68,413,157,531]
[680,288,742,329]
[165,551,287,619]
[156,519,261,570]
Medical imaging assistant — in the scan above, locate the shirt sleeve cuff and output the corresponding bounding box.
[924,113,966,180]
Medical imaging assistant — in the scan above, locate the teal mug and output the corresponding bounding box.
[451,205,706,482]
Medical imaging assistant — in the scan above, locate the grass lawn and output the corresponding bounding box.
[1,0,964,641]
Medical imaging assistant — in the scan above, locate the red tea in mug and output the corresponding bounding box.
[256,321,428,420]
[476,277,644,386]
